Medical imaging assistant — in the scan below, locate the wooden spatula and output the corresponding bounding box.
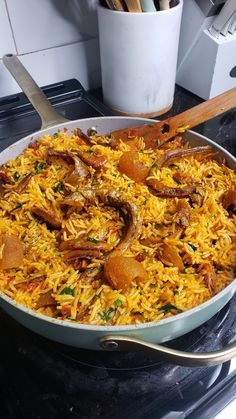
[108,87,236,149]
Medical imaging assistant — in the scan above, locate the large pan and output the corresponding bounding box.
[0,54,236,367]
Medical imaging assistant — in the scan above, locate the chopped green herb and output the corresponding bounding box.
[85,150,93,154]
[115,299,122,307]
[13,171,20,182]
[176,124,190,133]
[97,265,104,271]
[60,287,74,295]
[189,243,197,251]
[159,303,182,314]
[10,203,23,212]
[180,269,187,274]
[87,237,99,244]
[53,132,59,138]
[100,307,115,321]
[54,181,64,192]
[34,161,47,174]
[152,163,158,169]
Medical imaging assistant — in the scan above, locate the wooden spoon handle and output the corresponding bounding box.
[125,0,142,12]
[164,86,236,135]
[110,87,236,149]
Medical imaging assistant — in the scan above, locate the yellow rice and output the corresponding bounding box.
[0,129,235,326]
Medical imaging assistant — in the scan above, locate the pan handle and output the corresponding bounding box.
[3,54,68,129]
[99,335,236,367]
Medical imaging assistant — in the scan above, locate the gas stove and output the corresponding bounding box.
[0,79,236,419]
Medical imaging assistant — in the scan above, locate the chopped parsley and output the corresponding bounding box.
[10,203,23,212]
[54,181,64,192]
[34,161,47,174]
[87,237,99,244]
[100,307,115,321]
[13,171,20,182]
[189,243,197,251]
[114,299,122,307]
[152,163,158,169]
[159,303,182,314]
[53,132,59,138]
[60,287,74,295]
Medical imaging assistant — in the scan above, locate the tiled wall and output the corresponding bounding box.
[0,0,101,97]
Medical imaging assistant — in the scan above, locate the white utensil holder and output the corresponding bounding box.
[176,1,236,100]
[97,2,183,117]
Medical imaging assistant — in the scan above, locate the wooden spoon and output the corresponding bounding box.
[108,87,236,149]
[125,0,142,12]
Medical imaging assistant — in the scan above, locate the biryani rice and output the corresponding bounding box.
[0,129,235,325]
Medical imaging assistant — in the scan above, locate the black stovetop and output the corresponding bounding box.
[0,79,236,419]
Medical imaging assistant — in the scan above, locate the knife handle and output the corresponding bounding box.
[209,0,236,38]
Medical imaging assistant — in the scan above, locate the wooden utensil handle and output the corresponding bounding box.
[125,0,142,12]
[163,87,236,135]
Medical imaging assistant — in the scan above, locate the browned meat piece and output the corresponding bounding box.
[64,249,102,260]
[173,170,192,184]
[63,189,141,257]
[59,238,110,252]
[147,180,197,198]
[175,200,191,227]
[221,187,236,212]
[74,128,93,146]
[64,155,90,185]
[152,146,216,169]
[59,189,96,211]
[97,191,142,258]
[31,206,62,229]
[28,141,40,150]
[15,276,45,291]
[47,147,74,164]
[200,263,217,295]
[14,173,33,193]
[0,171,13,184]
[35,290,56,309]
[190,193,204,207]
[47,148,90,184]
[76,150,107,170]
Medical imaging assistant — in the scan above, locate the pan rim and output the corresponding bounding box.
[0,115,235,332]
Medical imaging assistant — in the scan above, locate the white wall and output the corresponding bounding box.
[0,0,101,97]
